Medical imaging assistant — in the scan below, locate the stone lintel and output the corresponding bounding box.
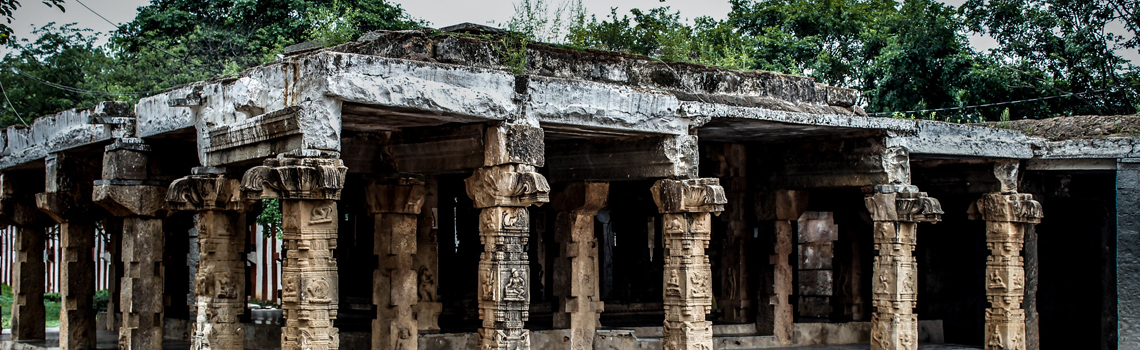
[387,124,486,174]
[241,157,347,200]
[759,135,910,189]
[465,164,550,208]
[651,178,727,214]
[167,174,249,212]
[366,178,427,215]
[546,136,698,182]
[93,184,169,218]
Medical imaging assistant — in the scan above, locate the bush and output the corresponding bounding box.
[94,289,110,313]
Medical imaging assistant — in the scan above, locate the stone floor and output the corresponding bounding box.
[0,328,982,350]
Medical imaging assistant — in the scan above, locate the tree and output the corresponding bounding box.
[0,23,110,126]
[0,0,64,44]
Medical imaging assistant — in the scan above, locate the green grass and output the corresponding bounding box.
[0,285,86,329]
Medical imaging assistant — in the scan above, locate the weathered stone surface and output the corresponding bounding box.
[865,186,941,350]
[368,178,426,350]
[11,226,45,341]
[167,173,248,350]
[464,164,550,208]
[92,184,168,218]
[484,123,544,167]
[652,179,724,350]
[770,190,806,344]
[119,217,165,350]
[204,107,304,167]
[551,182,608,350]
[413,178,442,333]
[710,144,750,323]
[1120,159,1140,350]
[241,157,345,350]
[546,136,698,182]
[971,192,1042,350]
[241,157,348,201]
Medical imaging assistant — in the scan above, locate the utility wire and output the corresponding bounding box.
[0,78,29,126]
[869,82,1139,117]
[12,69,178,96]
[72,0,223,75]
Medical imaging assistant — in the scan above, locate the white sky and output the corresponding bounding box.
[1,0,1136,63]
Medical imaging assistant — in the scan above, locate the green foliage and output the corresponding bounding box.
[0,285,61,328]
[0,0,65,45]
[93,289,110,313]
[0,23,113,126]
[256,198,283,239]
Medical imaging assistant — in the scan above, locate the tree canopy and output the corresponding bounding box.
[1,0,1137,127]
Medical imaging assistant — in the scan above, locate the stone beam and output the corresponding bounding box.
[465,122,549,350]
[0,101,126,171]
[204,107,304,167]
[92,139,169,350]
[551,182,608,350]
[365,177,426,350]
[35,153,103,350]
[167,169,249,350]
[652,178,726,350]
[865,184,942,350]
[545,136,698,182]
[386,124,486,174]
[757,134,910,189]
[242,155,347,350]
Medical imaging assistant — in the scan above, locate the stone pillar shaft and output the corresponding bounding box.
[242,156,347,350]
[552,182,608,350]
[11,225,46,341]
[771,190,805,344]
[864,185,942,350]
[168,172,249,350]
[713,144,750,323]
[367,178,426,350]
[652,178,726,350]
[413,178,442,333]
[973,193,1042,350]
[59,222,96,349]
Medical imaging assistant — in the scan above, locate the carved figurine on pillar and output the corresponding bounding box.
[365,178,427,350]
[465,121,550,350]
[0,173,53,342]
[167,168,250,350]
[91,139,169,350]
[36,153,103,350]
[651,178,727,350]
[242,155,347,350]
[968,162,1042,350]
[864,184,942,350]
[551,182,608,350]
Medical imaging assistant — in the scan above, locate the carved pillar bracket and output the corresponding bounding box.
[864,184,942,350]
[242,156,347,350]
[36,153,102,350]
[652,178,726,350]
[168,169,250,350]
[366,178,427,350]
[92,139,168,350]
[465,161,550,350]
[551,182,608,350]
[970,192,1042,350]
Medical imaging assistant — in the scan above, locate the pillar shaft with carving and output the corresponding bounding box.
[168,170,249,350]
[552,182,608,350]
[413,178,442,333]
[36,153,102,350]
[972,193,1041,350]
[242,156,347,350]
[864,185,942,350]
[366,178,426,350]
[652,178,726,350]
[465,122,550,350]
[92,139,169,350]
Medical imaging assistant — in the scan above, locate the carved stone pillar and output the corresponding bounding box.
[970,193,1041,350]
[0,173,50,341]
[167,169,249,350]
[652,178,727,350]
[365,178,426,350]
[713,144,750,323]
[242,156,347,350]
[773,190,806,344]
[551,182,608,350]
[413,178,442,333]
[465,122,550,350]
[36,153,102,350]
[864,185,942,350]
[92,139,169,350]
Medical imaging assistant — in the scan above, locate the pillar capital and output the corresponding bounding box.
[0,173,52,227]
[93,183,168,218]
[550,182,608,214]
[167,172,248,212]
[241,157,347,200]
[651,178,727,214]
[464,164,550,208]
[971,193,1042,224]
[365,177,427,215]
[865,185,943,223]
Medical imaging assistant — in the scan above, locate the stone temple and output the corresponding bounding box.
[0,25,1135,350]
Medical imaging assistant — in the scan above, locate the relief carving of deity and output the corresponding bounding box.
[503,269,527,301]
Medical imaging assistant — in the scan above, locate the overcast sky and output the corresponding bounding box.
[2,0,1136,63]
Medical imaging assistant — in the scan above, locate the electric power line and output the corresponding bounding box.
[869,83,1140,117]
[72,0,223,75]
[0,79,29,126]
[12,69,182,96]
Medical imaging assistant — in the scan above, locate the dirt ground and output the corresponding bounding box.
[987,114,1140,141]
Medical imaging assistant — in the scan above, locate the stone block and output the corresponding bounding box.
[798,270,833,296]
[93,184,168,217]
[484,123,544,167]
